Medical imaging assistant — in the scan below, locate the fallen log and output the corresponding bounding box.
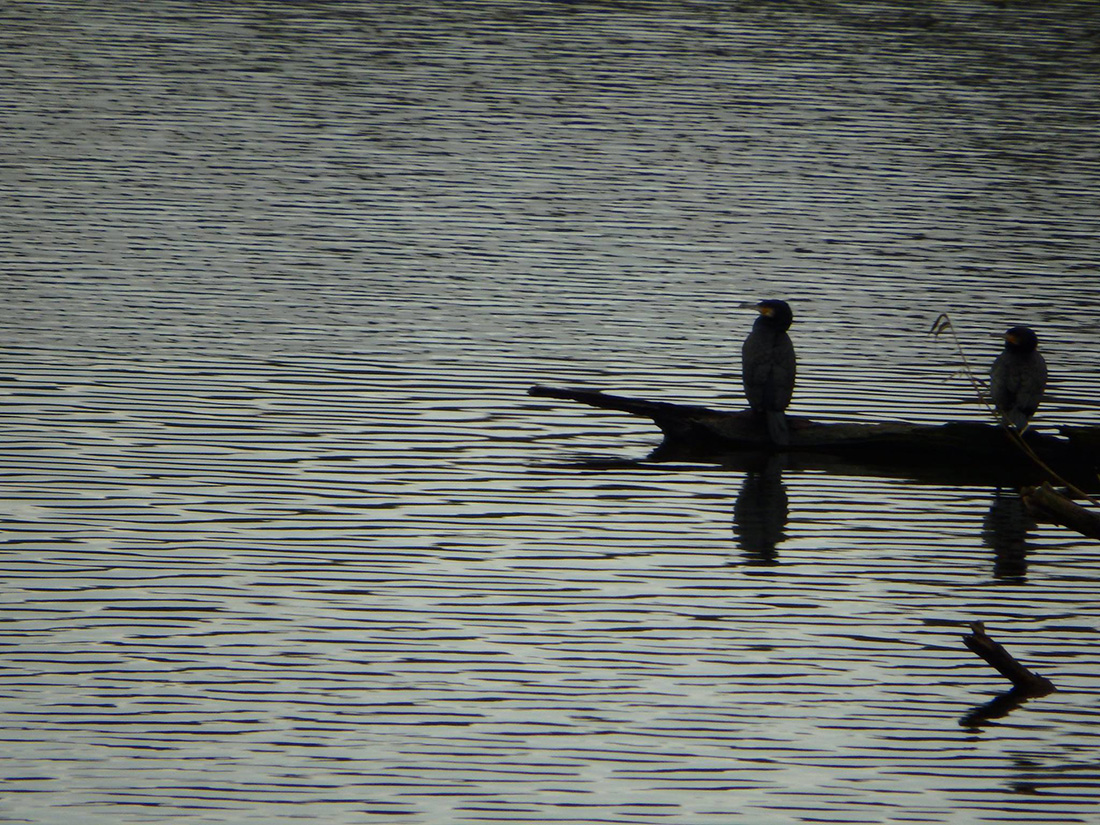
[962,622,1055,696]
[529,385,1100,487]
[1022,482,1100,541]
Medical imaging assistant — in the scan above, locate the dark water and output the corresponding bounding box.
[4,2,1100,823]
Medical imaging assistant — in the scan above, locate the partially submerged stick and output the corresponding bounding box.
[962,622,1055,696]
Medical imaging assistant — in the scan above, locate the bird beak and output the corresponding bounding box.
[757,305,774,317]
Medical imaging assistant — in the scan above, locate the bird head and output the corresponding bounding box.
[1003,326,1039,354]
[755,299,793,331]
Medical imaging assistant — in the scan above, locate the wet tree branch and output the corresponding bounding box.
[1022,482,1100,541]
[962,622,1055,696]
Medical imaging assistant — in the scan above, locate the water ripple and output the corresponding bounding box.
[4,1,1100,823]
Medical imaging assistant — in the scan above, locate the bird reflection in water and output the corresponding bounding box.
[733,456,789,565]
[981,488,1036,581]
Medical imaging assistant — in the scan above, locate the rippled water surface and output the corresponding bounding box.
[4,2,1100,823]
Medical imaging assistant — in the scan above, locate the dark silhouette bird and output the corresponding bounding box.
[990,326,1047,432]
[742,299,796,445]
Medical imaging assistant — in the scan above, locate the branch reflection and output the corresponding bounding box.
[960,685,1051,729]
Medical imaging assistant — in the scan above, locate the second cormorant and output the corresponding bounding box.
[990,325,1047,432]
[742,299,796,445]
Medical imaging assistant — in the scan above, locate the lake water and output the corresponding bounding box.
[3,1,1100,823]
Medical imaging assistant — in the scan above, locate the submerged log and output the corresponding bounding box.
[528,385,1100,487]
[962,622,1055,696]
[1022,482,1100,541]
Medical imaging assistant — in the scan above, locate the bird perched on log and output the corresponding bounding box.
[742,299,796,445]
[990,325,1047,432]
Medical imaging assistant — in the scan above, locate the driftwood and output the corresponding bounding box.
[962,622,1055,696]
[529,385,1100,488]
[958,620,1054,731]
[1022,482,1100,541]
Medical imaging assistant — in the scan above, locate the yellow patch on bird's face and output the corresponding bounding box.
[758,305,774,317]
[1004,332,1018,345]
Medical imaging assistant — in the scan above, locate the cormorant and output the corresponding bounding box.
[742,299,796,445]
[990,325,1047,432]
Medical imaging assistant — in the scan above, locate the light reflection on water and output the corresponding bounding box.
[3,1,1100,823]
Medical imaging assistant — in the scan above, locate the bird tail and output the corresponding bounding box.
[765,410,789,446]
[1007,410,1031,433]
